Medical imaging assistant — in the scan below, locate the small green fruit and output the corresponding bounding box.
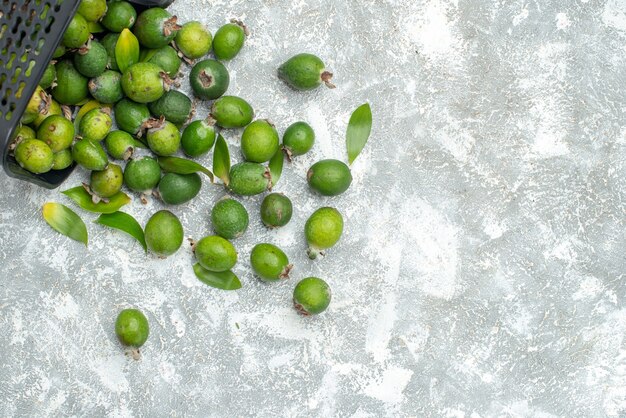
[293,277,331,315]
[307,159,352,196]
[260,193,293,228]
[304,207,343,259]
[278,53,334,91]
[228,162,271,196]
[79,108,112,141]
[194,236,237,272]
[37,115,75,152]
[71,139,109,171]
[181,120,216,157]
[146,120,181,156]
[283,121,315,157]
[89,70,124,104]
[90,163,123,198]
[175,21,212,59]
[52,149,73,170]
[121,62,166,104]
[213,21,246,61]
[148,90,191,125]
[158,173,202,205]
[124,156,161,192]
[39,63,56,90]
[241,120,279,163]
[62,13,90,48]
[140,46,181,78]
[114,98,151,135]
[74,40,108,78]
[189,59,229,101]
[52,60,89,105]
[210,96,253,128]
[101,33,121,71]
[115,308,149,348]
[145,210,184,257]
[14,125,36,142]
[211,197,249,239]
[77,0,107,22]
[250,243,292,282]
[101,1,136,32]
[15,139,54,174]
[105,130,136,160]
[31,100,62,129]
[133,7,180,49]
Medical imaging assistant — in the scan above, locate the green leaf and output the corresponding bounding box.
[158,156,214,182]
[96,212,146,251]
[74,100,109,132]
[212,134,230,186]
[42,202,88,246]
[62,186,131,214]
[115,28,140,73]
[88,21,105,33]
[346,103,373,165]
[268,148,284,188]
[193,263,242,290]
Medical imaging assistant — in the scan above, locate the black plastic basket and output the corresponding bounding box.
[0,0,174,189]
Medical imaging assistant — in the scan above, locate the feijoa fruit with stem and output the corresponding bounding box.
[304,207,343,259]
[293,277,331,315]
[250,243,292,282]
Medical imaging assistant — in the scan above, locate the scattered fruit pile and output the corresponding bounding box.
[14,0,372,355]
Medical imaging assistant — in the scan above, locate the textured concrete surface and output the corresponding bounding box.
[1,0,626,416]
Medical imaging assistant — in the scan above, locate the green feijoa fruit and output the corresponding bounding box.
[283,121,315,157]
[105,130,136,160]
[121,62,165,103]
[90,163,123,198]
[52,60,89,105]
[181,120,216,157]
[124,156,161,192]
[102,33,121,71]
[52,149,73,170]
[175,21,212,59]
[211,197,249,239]
[241,120,279,163]
[228,162,270,196]
[37,115,75,152]
[62,13,90,48]
[39,63,56,90]
[72,139,109,171]
[250,243,292,282]
[194,235,237,272]
[146,120,180,156]
[141,46,181,78]
[77,0,107,22]
[210,96,253,129]
[14,125,36,141]
[158,173,202,205]
[31,100,62,129]
[89,70,124,104]
[52,45,66,59]
[25,86,46,116]
[213,21,246,61]
[305,207,343,259]
[145,210,183,256]
[148,90,191,125]
[307,159,352,196]
[79,108,113,141]
[189,59,229,101]
[260,193,293,228]
[15,139,54,174]
[74,40,108,78]
[102,1,137,33]
[114,98,151,135]
[133,7,180,49]
[293,277,331,315]
[115,308,149,348]
[278,53,335,91]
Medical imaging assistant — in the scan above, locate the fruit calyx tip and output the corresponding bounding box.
[321,71,335,89]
